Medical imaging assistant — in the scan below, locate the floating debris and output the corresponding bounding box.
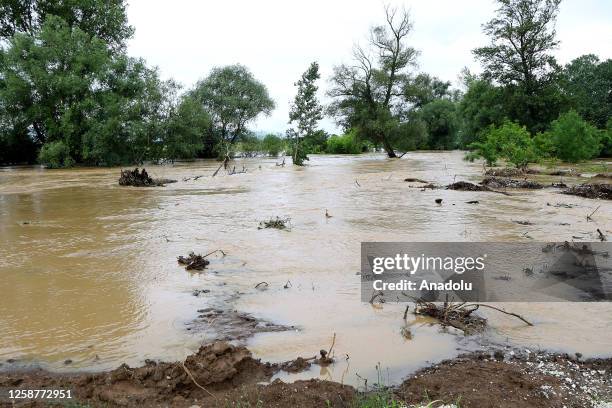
[563,184,612,200]
[177,252,210,271]
[258,216,291,230]
[481,177,543,189]
[446,181,489,191]
[404,177,429,183]
[118,168,176,187]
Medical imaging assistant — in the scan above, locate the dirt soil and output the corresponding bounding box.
[1,344,610,408]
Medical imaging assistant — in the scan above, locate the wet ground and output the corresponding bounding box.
[1,152,611,388]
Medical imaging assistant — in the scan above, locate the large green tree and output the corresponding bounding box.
[329,6,419,158]
[418,99,459,150]
[0,0,133,50]
[562,55,612,129]
[473,0,563,132]
[191,64,274,160]
[288,62,323,165]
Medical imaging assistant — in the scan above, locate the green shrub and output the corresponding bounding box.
[533,131,556,158]
[600,118,612,157]
[262,134,284,157]
[549,110,601,162]
[38,140,75,168]
[325,131,363,154]
[466,120,538,168]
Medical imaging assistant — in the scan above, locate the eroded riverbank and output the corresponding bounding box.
[1,341,610,407]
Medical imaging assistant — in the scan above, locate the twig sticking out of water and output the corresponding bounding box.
[597,228,607,242]
[327,332,336,358]
[463,303,533,326]
[587,206,600,221]
[255,282,269,289]
[202,249,226,258]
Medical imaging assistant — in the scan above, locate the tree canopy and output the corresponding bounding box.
[329,6,419,158]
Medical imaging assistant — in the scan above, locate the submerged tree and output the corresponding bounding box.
[329,5,419,158]
[288,62,323,165]
[192,64,274,161]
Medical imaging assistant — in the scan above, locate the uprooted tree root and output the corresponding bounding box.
[258,216,291,230]
[119,168,177,187]
[562,183,612,200]
[413,298,533,335]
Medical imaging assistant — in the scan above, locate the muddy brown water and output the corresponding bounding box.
[1,152,611,387]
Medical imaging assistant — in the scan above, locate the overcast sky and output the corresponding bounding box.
[126,0,612,134]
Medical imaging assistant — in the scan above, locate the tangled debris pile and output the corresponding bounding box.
[119,168,176,187]
[413,299,487,335]
[258,216,291,230]
[481,177,544,189]
[563,184,612,200]
[177,252,210,271]
[445,181,490,192]
[412,298,533,335]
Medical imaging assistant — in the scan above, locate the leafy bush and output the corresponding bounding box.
[598,118,612,157]
[38,140,75,168]
[549,110,601,162]
[262,134,284,157]
[466,120,538,168]
[325,131,363,154]
[533,131,556,158]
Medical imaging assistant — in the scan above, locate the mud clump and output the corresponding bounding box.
[281,357,313,373]
[119,168,177,187]
[177,252,210,271]
[563,183,612,200]
[0,342,278,407]
[481,177,544,189]
[187,308,290,340]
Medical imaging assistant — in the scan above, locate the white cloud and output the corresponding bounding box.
[126,0,612,134]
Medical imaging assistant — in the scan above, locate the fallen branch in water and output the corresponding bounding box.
[587,206,600,221]
[202,249,226,258]
[597,229,607,242]
[255,281,269,289]
[463,303,533,326]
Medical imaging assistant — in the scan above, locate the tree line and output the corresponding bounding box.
[0,0,610,168]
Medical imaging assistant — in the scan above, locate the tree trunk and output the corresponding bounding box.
[382,137,397,158]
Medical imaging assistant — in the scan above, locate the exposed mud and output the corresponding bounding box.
[396,350,612,408]
[1,345,610,408]
[185,307,292,341]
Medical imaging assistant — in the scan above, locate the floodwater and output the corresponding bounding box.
[1,152,611,387]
